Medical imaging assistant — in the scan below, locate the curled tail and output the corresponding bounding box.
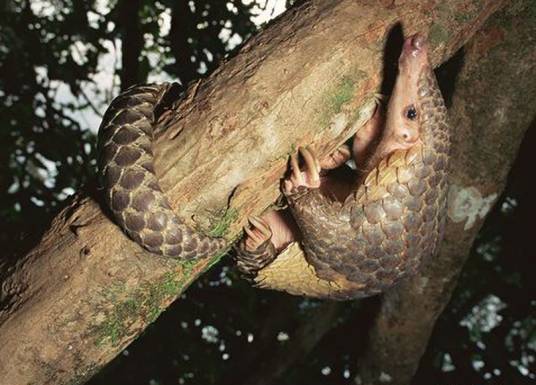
[97,83,226,259]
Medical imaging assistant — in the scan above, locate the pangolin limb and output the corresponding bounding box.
[97,83,226,259]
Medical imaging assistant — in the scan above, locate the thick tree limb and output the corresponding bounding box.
[0,1,505,384]
[355,2,536,384]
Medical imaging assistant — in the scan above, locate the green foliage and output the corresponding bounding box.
[158,0,258,85]
[0,0,103,250]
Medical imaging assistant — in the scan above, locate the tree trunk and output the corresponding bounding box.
[169,1,197,85]
[355,2,536,384]
[243,302,342,385]
[229,301,343,385]
[117,0,144,89]
[0,1,506,384]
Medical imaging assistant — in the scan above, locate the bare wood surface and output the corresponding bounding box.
[0,1,505,384]
[355,2,536,384]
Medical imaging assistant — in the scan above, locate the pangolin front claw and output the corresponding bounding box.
[235,216,277,279]
[283,146,321,195]
[243,216,273,252]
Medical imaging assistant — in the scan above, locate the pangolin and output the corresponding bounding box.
[235,33,450,300]
[97,33,449,300]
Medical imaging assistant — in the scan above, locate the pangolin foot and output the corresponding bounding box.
[235,216,277,279]
[283,146,321,195]
[243,216,273,252]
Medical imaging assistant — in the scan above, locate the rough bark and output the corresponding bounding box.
[0,1,506,384]
[355,2,536,384]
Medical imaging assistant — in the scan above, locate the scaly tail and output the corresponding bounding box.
[97,83,226,259]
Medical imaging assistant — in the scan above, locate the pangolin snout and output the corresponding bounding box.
[409,33,426,51]
[399,33,429,68]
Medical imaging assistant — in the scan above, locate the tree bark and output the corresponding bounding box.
[355,2,536,384]
[0,1,506,384]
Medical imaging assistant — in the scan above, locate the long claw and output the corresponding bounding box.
[300,146,320,185]
[244,226,257,240]
[310,147,321,172]
[244,238,258,251]
[319,144,351,170]
[337,145,351,160]
[290,152,299,173]
[300,147,319,175]
[249,216,271,237]
[291,152,305,185]
[283,179,293,194]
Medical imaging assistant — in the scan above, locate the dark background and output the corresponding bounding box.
[1,1,534,384]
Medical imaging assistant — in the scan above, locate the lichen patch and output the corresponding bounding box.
[447,184,498,230]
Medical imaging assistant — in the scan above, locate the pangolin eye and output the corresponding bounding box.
[406,105,417,120]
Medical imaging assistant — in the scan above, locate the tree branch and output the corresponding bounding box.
[0,1,505,384]
[355,2,536,384]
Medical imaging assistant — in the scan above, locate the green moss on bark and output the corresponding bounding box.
[208,208,238,237]
[92,263,197,347]
[319,69,367,127]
